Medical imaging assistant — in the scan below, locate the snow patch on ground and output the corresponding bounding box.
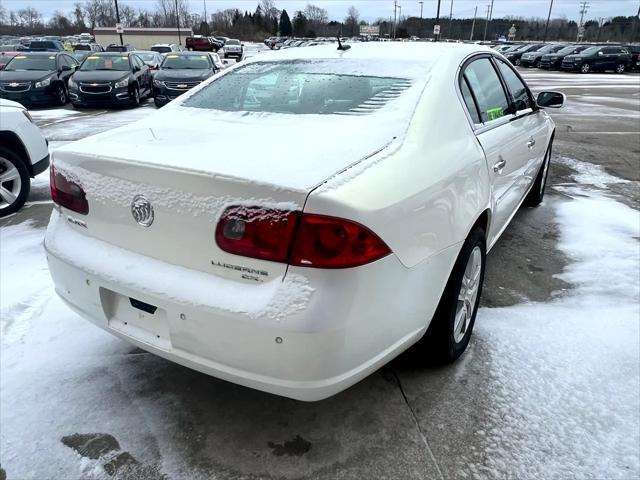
[555,156,631,188]
[0,222,53,343]
[471,186,639,479]
[29,109,80,120]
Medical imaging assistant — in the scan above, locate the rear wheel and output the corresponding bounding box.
[56,84,68,105]
[515,58,522,66]
[615,63,625,73]
[0,148,30,217]
[413,227,486,365]
[523,141,552,207]
[580,63,591,73]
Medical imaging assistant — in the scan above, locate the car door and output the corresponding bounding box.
[494,57,549,196]
[460,56,538,244]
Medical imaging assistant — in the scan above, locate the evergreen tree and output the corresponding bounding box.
[279,9,292,36]
[292,11,308,37]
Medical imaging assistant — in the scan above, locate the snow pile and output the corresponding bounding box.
[470,186,640,479]
[0,222,53,343]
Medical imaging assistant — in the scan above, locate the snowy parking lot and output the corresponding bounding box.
[1,66,639,479]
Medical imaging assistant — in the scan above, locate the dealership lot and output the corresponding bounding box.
[1,67,638,480]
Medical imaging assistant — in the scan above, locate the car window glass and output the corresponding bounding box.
[462,58,510,123]
[496,59,531,112]
[460,77,481,124]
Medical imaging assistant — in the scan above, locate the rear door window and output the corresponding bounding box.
[495,58,532,112]
[460,78,481,124]
[462,58,511,123]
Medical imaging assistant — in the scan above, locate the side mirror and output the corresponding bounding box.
[241,43,245,47]
[537,91,565,108]
[60,65,72,72]
[597,51,603,56]
[133,65,140,72]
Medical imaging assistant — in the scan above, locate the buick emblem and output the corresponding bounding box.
[177,84,188,88]
[131,195,154,227]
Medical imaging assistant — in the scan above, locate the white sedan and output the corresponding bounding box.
[45,43,563,400]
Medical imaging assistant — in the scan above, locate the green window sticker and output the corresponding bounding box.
[486,107,504,121]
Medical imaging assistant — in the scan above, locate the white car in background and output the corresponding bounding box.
[222,39,244,61]
[45,43,563,400]
[0,98,49,217]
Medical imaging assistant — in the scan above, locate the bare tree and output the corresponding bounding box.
[344,6,359,36]
[304,4,328,24]
[260,0,279,22]
[17,7,42,28]
[72,2,86,29]
[0,5,7,25]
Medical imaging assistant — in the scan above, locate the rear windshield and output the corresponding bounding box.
[74,44,91,51]
[162,54,211,69]
[80,55,131,71]
[183,60,412,115]
[137,53,158,62]
[151,46,171,53]
[226,40,240,45]
[4,55,56,71]
[29,41,57,49]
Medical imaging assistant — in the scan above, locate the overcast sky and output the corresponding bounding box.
[3,0,639,22]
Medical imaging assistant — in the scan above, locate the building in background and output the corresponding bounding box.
[93,27,192,49]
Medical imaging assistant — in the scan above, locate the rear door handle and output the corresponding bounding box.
[493,158,507,172]
[527,138,536,149]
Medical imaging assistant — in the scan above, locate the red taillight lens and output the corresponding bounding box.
[216,206,300,263]
[215,207,391,269]
[50,165,89,215]
[289,214,391,268]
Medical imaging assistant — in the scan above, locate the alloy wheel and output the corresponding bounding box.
[580,63,590,73]
[616,64,625,73]
[454,246,482,343]
[0,156,22,210]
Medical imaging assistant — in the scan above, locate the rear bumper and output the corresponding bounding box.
[44,210,458,400]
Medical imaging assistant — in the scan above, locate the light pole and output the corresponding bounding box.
[448,0,454,39]
[435,0,442,41]
[470,5,477,41]
[419,1,423,18]
[543,0,553,43]
[175,0,182,45]
[393,0,397,39]
[114,0,123,45]
[483,3,490,41]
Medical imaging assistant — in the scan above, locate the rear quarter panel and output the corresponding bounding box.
[306,57,491,270]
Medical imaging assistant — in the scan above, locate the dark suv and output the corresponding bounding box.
[627,45,640,71]
[520,44,564,67]
[539,45,590,69]
[504,44,543,66]
[562,45,632,73]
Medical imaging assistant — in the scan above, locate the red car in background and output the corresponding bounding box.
[185,36,222,52]
[0,52,19,70]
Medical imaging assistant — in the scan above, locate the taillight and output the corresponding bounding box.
[289,214,391,268]
[50,165,89,214]
[215,206,390,269]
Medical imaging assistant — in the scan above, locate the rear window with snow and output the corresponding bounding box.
[182,60,413,115]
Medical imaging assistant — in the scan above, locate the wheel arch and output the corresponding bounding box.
[0,131,33,176]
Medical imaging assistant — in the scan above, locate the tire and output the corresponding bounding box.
[523,141,552,208]
[56,83,68,106]
[615,63,625,74]
[580,63,590,73]
[154,99,164,108]
[131,85,140,107]
[534,59,541,68]
[0,147,30,217]
[413,226,487,365]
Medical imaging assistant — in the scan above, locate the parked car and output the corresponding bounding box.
[25,40,65,52]
[152,52,218,107]
[561,45,631,73]
[222,39,243,60]
[0,51,19,70]
[150,44,182,54]
[185,36,219,52]
[67,52,152,107]
[135,51,164,71]
[519,44,564,67]
[539,45,590,69]
[45,43,563,401]
[105,43,136,52]
[504,43,543,66]
[0,52,78,106]
[626,44,640,71]
[0,98,49,217]
[74,43,103,52]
